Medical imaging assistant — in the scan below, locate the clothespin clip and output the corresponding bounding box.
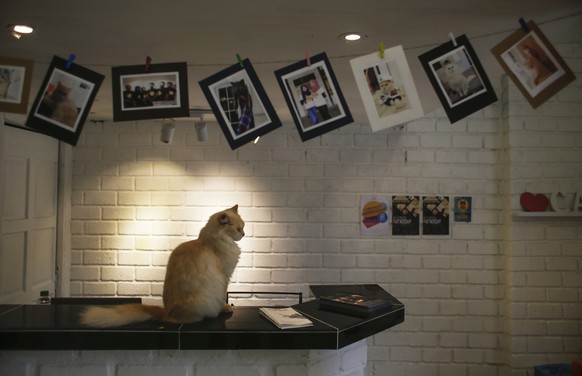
[518,18,530,33]
[306,50,311,66]
[448,32,457,47]
[65,54,76,70]
[144,56,152,72]
[236,53,244,68]
[379,42,384,59]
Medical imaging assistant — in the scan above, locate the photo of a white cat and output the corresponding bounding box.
[429,46,486,108]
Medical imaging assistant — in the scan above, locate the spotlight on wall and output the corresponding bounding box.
[160,119,175,144]
[7,24,34,39]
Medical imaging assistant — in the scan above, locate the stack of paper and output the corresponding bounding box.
[259,307,313,329]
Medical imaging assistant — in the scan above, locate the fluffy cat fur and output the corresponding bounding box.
[441,60,475,98]
[80,205,244,328]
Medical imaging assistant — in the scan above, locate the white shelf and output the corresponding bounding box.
[513,211,582,219]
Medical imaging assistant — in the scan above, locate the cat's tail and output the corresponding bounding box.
[80,304,166,328]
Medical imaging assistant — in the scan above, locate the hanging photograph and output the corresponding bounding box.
[275,52,353,142]
[491,20,575,109]
[199,58,281,150]
[419,34,497,124]
[391,195,420,236]
[112,62,189,121]
[422,196,450,236]
[25,55,104,146]
[0,56,34,114]
[350,45,423,132]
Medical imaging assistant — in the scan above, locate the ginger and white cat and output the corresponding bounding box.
[80,205,244,327]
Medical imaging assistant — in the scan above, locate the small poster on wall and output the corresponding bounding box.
[454,196,472,222]
[360,195,389,236]
[391,195,420,236]
[422,196,450,235]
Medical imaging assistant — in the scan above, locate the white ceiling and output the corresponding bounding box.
[2,0,581,124]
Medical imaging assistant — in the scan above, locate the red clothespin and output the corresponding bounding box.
[306,50,311,66]
[145,56,152,72]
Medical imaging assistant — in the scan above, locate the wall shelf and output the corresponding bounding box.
[513,212,582,219]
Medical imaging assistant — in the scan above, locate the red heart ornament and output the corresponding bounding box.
[520,192,549,212]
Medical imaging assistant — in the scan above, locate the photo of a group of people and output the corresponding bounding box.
[121,73,179,110]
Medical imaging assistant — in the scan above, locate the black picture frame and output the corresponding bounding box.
[199,58,282,150]
[0,56,34,114]
[275,52,353,141]
[112,62,189,122]
[25,55,104,146]
[419,34,497,124]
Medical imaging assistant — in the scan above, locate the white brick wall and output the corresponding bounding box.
[0,341,367,376]
[1,41,573,376]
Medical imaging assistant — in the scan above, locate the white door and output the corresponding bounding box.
[0,125,59,304]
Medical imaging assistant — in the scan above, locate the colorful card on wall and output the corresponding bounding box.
[360,195,389,236]
[422,196,450,235]
[454,196,472,222]
[391,195,420,236]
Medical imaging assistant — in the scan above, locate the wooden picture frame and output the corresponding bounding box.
[275,52,353,142]
[419,34,498,124]
[350,45,424,132]
[25,55,104,146]
[112,62,189,121]
[199,58,282,150]
[0,56,34,114]
[491,20,575,109]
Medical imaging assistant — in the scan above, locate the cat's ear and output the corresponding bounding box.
[230,204,238,213]
[219,214,230,225]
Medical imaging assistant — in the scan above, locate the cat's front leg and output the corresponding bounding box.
[221,303,234,313]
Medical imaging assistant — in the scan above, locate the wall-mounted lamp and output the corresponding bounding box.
[160,119,175,144]
[190,108,213,143]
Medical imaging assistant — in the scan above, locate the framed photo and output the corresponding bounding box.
[419,34,498,124]
[0,56,34,114]
[25,55,104,146]
[350,45,424,132]
[275,52,353,142]
[199,58,282,150]
[491,20,575,109]
[112,62,189,122]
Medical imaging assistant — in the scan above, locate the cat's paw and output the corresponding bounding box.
[221,304,234,313]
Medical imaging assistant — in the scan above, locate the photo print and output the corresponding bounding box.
[26,55,104,146]
[275,52,353,141]
[0,56,34,114]
[419,34,497,124]
[112,62,189,121]
[491,20,575,108]
[200,58,281,150]
[350,45,423,132]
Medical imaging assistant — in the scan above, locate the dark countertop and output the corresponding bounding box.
[0,299,405,351]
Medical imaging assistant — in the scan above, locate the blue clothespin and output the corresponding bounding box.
[65,54,76,70]
[518,18,530,33]
[236,54,244,68]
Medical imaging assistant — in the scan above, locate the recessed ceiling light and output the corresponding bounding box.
[11,24,34,34]
[339,32,365,42]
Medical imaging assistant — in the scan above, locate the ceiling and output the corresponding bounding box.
[2,0,581,125]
